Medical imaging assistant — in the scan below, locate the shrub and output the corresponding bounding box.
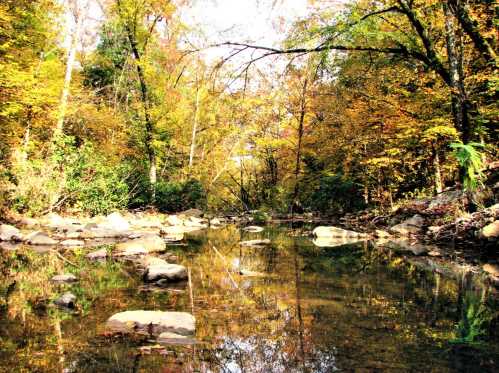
[10,136,129,216]
[155,179,206,212]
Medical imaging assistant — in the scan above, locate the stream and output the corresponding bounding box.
[0,224,498,372]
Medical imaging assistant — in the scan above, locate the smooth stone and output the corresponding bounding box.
[483,263,499,277]
[158,332,197,345]
[60,239,84,246]
[374,229,391,238]
[0,224,22,241]
[181,209,203,218]
[24,231,58,245]
[139,256,168,267]
[144,263,188,282]
[51,274,78,283]
[210,218,222,226]
[390,215,425,236]
[106,310,195,336]
[166,215,184,226]
[114,235,166,257]
[242,226,264,233]
[480,220,499,238]
[86,248,107,260]
[103,212,130,231]
[240,239,271,247]
[313,226,367,238]
[54,292,76,308]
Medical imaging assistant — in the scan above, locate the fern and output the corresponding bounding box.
[450,142,485,191]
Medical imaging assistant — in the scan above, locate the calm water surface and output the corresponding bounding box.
[0,225,497,372]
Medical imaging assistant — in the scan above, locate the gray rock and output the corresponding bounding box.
[86,248,107,260]
[103,212,130,231]
[390,215,425,236]
[0,224,22,241]
[106,310,195,336]
[114,235,166,257]
[242,226,264,233]
[313,226,367,238]
[374,229,391,238]
[158,332,197,345]
[210,218,223,226]
[54,292,77,308]
[51,274,78,283]
[60,239,85,246]
[480,220,499,238]
[24,231,58,245]
[144,263,187,282]
[483,263,499,277]
[166,215,184,226]
[181,209,203,218]
[240,239,271,247]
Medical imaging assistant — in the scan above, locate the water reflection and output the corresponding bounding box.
[0,225,497,372]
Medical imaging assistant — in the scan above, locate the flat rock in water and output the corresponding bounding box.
[181,209,203,218]
[103,212,130,231]
[114,235,165,257]
[313,226,367,238]
[0,224,21,241]
[312,237,363,248]
[144,263,187,282]
[106,310,195,336]
[54,292,77,308]
[242,226,264,233]
[480,220,499,238]
[24,231,58,245]
[60,239,84,246]
[51,274,78,283]
[240,239,271,247]
[158,332,197,345]
[86,248,107,260]
[139,256,169,267]
[166,215,184,226]
[390,215,425,236]
[483,263,499,277]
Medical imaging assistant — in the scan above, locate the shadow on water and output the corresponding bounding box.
[0,224,498,372]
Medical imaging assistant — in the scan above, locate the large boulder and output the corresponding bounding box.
[0,224,22,241]
[181,209,203,218]
[60,239,84,246]
[143,263,188,282]
[483,263,499,277]
[103,212,130,231]
[114,235,166,257]
[390,215,425,236]
[24,231,58,245]
[86,248,107,260]
[166,215,185,226]
[106,310,195,336]
[313,226,367,238]
[54,292,77,309]
[480,220,499,239]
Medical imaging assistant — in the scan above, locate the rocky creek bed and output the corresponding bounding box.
[0,215,498,372]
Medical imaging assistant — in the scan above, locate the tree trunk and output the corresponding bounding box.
[290,77,308,217]
[433,148,443,193]
[189,85,201,168]
[448,0,497,67]
[55,6,83,137]
[123,21,157,202]
[443,2,471,143]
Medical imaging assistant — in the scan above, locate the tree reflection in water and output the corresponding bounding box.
[0,225,497,372]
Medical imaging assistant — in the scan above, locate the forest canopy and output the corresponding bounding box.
[0,0,497,216]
